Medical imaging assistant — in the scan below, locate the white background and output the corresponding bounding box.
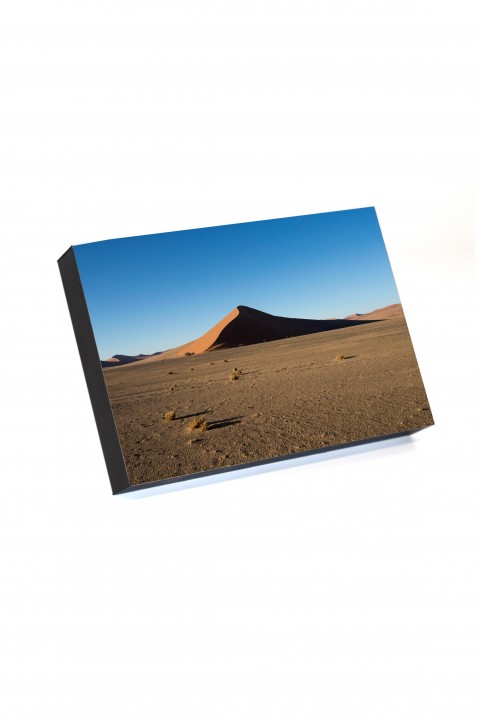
[1,1,479,718]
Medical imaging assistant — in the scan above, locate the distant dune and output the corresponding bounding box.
[101,353,162,368]
[102,303,402,367]
[345,303,403,321]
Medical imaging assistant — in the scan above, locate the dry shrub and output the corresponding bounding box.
[229,370,240,381]
[188,416,207,431]
[184,351,194,356]
[164,410,175,422]
[335,355,346,361]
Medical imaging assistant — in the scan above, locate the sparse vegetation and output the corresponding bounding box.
[188,415,207,431]
[167,370,174,374]
[335,355,346,361]
[184,352,195,356]
[164,410,175,422]
[229,370,241,381]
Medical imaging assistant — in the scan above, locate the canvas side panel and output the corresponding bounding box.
[58,247,130,494]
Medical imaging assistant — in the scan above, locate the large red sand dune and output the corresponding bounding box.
[103,303,403,366]
[139,305,384,362]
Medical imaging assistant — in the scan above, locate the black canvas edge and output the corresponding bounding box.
[58,247,130,494]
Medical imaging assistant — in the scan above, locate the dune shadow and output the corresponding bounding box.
[208,416,243,430]
[341,319,382,326]
[212,318,384,353]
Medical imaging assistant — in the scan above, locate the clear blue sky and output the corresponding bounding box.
[74,207,401,360]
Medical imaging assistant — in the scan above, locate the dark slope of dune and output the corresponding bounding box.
[208,305,376,349]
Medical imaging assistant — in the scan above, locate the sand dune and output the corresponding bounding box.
[138,305,381,362]
[101,353,160,368]
[345,303,403,321]
[102,303,402,366]
[156,306,242,359]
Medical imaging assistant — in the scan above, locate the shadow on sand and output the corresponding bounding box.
[208,416,243,430]
[176,409,212,420]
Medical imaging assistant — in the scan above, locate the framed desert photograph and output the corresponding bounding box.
[59,208,434,493]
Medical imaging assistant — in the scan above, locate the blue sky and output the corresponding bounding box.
[74,207,400,360]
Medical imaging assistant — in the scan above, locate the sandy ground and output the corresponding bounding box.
[103,317,434,486]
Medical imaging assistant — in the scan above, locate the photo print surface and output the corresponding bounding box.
[73,208,434,487]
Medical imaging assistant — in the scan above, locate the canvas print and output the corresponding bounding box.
[66,208,434,490]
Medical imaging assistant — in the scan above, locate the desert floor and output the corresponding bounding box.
[103,318,434,486]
